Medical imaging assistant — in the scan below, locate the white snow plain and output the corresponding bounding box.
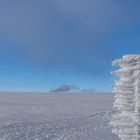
[0,92,118,140]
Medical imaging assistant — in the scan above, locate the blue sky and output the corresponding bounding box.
[0,0,140,92]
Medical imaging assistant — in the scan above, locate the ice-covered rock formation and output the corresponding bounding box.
[110,54,140,140]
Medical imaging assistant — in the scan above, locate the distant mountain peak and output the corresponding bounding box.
[49,84,79,92]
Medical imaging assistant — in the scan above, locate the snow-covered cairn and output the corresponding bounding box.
[110,54,140,140]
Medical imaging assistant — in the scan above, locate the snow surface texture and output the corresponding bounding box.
[110,54,140,140]
[0,93,118,140]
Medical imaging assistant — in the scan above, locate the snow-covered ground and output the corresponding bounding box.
[0,92,119,140]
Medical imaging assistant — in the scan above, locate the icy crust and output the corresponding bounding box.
[110,54,140,140]
[112,54,140,67]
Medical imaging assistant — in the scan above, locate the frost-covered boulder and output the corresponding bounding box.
[110,54,140,140]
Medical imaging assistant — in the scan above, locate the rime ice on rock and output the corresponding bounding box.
[110,54,140,140]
